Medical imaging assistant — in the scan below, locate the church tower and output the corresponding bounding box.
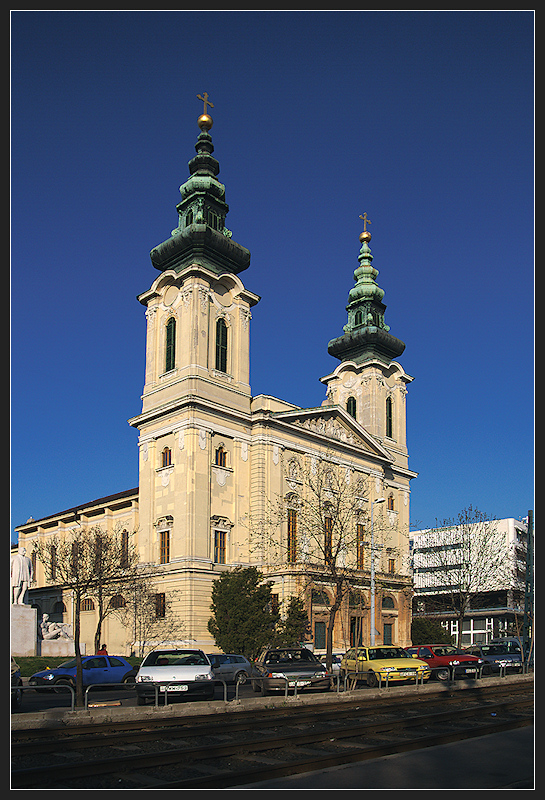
[321,216,413,473]
[128,99,259,642]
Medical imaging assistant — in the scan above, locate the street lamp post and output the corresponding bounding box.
[370,498,386,646]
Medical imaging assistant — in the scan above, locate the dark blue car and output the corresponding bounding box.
[29,654,137,691]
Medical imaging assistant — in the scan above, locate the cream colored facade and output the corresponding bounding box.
[14,117,417,656]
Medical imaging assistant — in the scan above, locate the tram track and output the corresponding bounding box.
[11,681,533,789]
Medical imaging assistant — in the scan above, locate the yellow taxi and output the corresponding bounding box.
[340,645,431,687]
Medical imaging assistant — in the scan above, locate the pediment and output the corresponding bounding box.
[272,405,393,462]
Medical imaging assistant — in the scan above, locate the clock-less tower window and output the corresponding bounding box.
[215,317,228,373]
[165,317,176,373]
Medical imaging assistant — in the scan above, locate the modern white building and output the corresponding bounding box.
[411,517,530,646]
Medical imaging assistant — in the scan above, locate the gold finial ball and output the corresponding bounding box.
[359,230,372,243]
[198,113,213,131]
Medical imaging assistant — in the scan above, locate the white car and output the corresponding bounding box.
[135,648,215,705]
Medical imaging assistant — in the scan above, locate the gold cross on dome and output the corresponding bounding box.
[197,92,214,115]
[359,213,371,232]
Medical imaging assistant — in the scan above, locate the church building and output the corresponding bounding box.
[14,102,417,656]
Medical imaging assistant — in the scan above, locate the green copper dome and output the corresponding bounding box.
[328,225,405,364]
[150,105,250,276]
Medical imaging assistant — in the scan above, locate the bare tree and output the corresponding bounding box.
[247,453,405,671]
[33,524,139,705]
[413,506,512,648]
[117,567,186,658]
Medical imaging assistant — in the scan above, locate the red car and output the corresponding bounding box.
[405,644,484,681]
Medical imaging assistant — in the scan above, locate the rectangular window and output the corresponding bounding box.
[324,517,333,565]
[388,558,395,573]
[214,529,226,564]
[383,622,393,644]
[356,523,365,569]
[314,621,326,650]
[350,617,363,647]
[287,508,297,563]
[159,529,170,564]
[155,593,166,619]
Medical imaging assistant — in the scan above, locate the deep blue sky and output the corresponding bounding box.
[11,11,534,541]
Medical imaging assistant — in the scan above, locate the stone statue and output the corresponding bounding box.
[11,546,33,605]
[39,613,72,640]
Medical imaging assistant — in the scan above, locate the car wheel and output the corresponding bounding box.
[123,674,136,685]
[12,684,23,709]
[53,679,74,694]
[235,670,249,685]
[435,668,450,681]
[367,671,378,688]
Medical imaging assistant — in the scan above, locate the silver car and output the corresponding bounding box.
[207,653,252,684]
[135,648,215,704]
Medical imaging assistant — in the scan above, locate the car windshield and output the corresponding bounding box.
[56,658,77,669]
[368,647,409,660]
[265,649,318,664]
[142,650,208,667]
[432,646,459,656]
[479,645,518,656]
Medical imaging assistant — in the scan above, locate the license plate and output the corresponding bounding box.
[160,684,188,692]
[289,680,311,687]
[401,671,416,676]
[464,668,477,673]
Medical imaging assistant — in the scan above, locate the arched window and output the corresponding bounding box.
[82,598,95,611]
[109,594,126,609]
[355,309,363,326]
[347,396,357,419]
[215,445,227,467]
[165,317,176,373]
[387,493,395,511]
[382,596,395,609]
[386,396,393,438]
[161,447,172,468]
[185,209,193,226]
[215,317,228,372]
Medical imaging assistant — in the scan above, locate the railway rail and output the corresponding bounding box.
[12,680,533,789]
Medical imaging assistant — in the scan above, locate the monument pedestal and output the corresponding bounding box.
[39,639,78,657]
[11,605,37,656]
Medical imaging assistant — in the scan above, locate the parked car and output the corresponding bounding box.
[11,656,23,710]
[320,653,343,674]
[135,648,215,704]
[340,646,431,687]
[251,647,331,695]
[464,643,523,675]
[207,653,252,684]
[405,644,484,681]
[29,654,137,691]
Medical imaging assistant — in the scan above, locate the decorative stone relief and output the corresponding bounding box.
[199,429,207,450]
[294,416,363,448]
[239,307,251,330]
[161,467,173,487]
[213,467,228,487]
